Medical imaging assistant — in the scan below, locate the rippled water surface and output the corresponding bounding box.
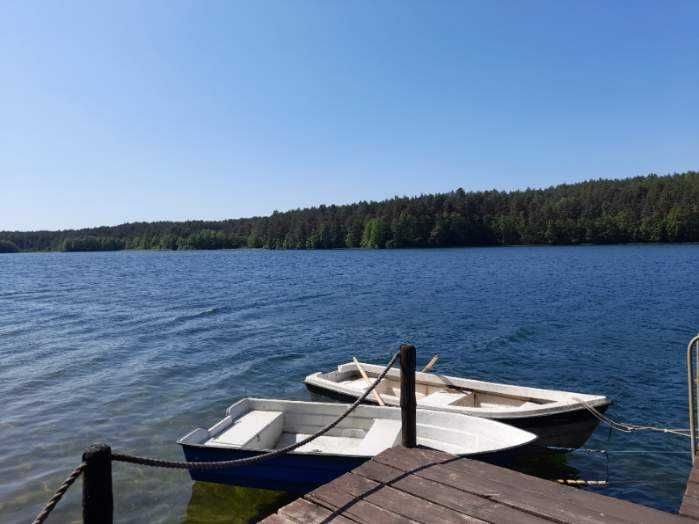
[1,246,698,522]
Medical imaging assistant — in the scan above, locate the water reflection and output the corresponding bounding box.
[183,482,294,524]
[509,450,582,481]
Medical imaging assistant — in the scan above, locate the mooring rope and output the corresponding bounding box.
[547,446,691,455]
[112,351,399,469]
[573,397,691,438]
[556,477,693,488]
[31,463,85,524]
[557,479,608,486]
[32,351,399,522]
[34,355,694,521]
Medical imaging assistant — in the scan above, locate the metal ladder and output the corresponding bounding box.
[687,334,699,463]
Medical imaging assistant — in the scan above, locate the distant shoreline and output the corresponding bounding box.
[2,171,698,253]
[2,242,698,255]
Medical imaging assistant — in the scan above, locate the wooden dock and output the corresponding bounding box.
[680,457,699,520]
[263,446,697,523]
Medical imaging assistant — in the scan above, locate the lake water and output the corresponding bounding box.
[1,245,697,522]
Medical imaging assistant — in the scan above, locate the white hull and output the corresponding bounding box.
[178,398,536,492]
[304,362,610,448]
[180,397,538,458]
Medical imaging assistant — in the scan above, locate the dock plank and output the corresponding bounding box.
[680,457,699,520]
[681,493,699,521]
[312,471,485,523]
[261,515,295,524]
[277,498,355,524]
[307,474,415,524]
[353,459,551,524]
[374,447,689,524]
[308,493,413,524]
[263,447,696,524]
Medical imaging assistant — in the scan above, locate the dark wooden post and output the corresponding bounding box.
[82,443,113,524]
[400,344,417,448]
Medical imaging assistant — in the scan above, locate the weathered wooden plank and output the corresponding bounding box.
[443,453,693,524]
[261,514,296,524]
[375,446,452,471]
[688,458,699,486]
[372,449,619,523]
[689,469,699,486]
[311,471,485,524]
[352,459,405,483]
[353,458,553,524]
[376,457,613,523]
[307,473,416,524]
[308,495,410,524]
[373,447,690,523]
[268,447,697,524]
[680,483,699,520]
[275,497,355,523]
[680,498,699,520]
[681,458,699,520]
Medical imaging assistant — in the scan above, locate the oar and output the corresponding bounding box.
[353,357,386,406]
[421,354,439,373]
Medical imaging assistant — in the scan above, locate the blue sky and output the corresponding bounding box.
[1,1,697,231]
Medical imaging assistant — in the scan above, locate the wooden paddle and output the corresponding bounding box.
[353,357,386,406]
[421,354,439,373]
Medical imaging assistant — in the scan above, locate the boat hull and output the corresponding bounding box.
[306,383,608,449]
[179,443,531,493]
[180,444,367,494]
[498,404,609,449]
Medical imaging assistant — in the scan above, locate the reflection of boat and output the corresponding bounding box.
[305,362,611,449]
[178,398,537,493]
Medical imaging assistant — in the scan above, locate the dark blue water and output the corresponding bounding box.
[1,246,697,522]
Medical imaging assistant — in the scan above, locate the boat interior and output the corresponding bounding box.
[206,407,401,456]
[342,374,549,410]
[309,362,609,413]
[179,398,532,456]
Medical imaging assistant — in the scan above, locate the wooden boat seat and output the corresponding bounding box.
[479,400,541,410]
[209,410,284,450]
[418,391,470,408]
[357,419,402,455]
[344,378,370,391]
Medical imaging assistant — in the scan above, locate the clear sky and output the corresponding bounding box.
[2,1,697,231]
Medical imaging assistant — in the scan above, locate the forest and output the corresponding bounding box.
[1,172,698,253]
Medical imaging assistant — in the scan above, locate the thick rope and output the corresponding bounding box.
[573,397,691,438]
[112,352,400,470]
[557,479,607,486]
[31,463,85,524]
[547,446,690,454]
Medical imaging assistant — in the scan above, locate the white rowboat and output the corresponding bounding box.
[178,398,537,492]
[305,362,611,448]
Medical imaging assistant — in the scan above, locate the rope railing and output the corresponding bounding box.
[112,351,400,470]
[573,396,691,438]
[31,350,402,523]
[31,463,85,524]
[32,338,698,522]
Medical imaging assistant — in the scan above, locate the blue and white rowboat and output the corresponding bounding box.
[178,398,537,493]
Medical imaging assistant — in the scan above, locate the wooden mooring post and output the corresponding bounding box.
[399,344,417,448]
[82,443,113,524]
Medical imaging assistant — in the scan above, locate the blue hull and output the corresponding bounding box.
[180,444,368,494]
[180,444,532,493]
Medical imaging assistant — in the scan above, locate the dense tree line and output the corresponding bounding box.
[1,172,698,253]
[0,239,19,253]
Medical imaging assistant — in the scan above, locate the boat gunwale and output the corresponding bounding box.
[176,397,538,459]
[304,363,611,420]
